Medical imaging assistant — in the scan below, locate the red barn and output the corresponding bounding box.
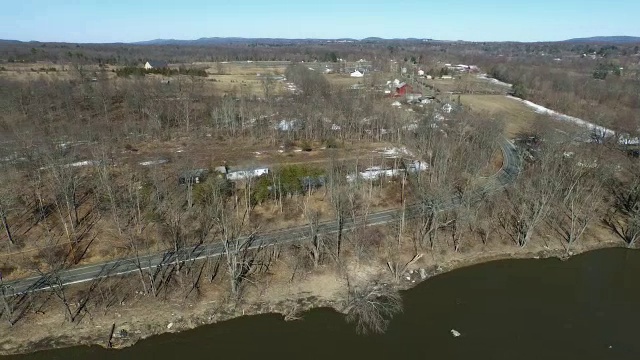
[394,83,412,97]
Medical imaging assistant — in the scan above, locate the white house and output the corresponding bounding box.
[442,103,453,113]
[350,70,364,78]
[417,69,425,76]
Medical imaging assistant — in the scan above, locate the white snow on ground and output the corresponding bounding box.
[0,154,26,163]
[476,74,512,87]
[40,160,101,170]
[68,160,101,167]
[226,168,269,181]
[505,95,614,138]
[376,146,414,158]
[139,159,168,166]
[346,161,428,183]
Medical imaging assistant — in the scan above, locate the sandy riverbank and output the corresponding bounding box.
[0,234,627,356]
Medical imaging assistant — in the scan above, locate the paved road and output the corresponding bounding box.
[2,139,521,296]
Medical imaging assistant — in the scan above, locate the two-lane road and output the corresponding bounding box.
[2,139,521,296]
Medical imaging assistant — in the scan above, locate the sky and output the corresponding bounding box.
[1,0,639,43]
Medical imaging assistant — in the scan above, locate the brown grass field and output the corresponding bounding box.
[424,75,510,94]
[459,94,585,137]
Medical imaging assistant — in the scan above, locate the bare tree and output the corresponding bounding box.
[345,283,403,335]
[0,192,15,246]
[500,150,561,247]
[303,201,323,268]
[555,165,605,252]
[607,177,640,248]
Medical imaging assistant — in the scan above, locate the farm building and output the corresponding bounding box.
[144,61,169,70]
[394,83,413,97]
[350,70,364,78]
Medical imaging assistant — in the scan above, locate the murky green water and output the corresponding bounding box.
[6,247,640,360]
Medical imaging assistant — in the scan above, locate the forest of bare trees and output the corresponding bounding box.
[0,39,639,338]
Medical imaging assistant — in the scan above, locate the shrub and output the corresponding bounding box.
[300,140,313,152]
[324,138,338,149]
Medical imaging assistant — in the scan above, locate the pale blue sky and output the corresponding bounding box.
[1,0,638,43]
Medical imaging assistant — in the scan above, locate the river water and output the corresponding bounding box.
[6,247,640,360]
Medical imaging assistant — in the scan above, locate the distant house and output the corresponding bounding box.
[417,69,425,76]
[442,103,453,113]
[394,83,412,97]
[350,70,364,78]
[179,169,208,185]
[144,61,169,70]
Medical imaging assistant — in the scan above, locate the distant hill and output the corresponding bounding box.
[563,36,640,44]
[132,37,360,45]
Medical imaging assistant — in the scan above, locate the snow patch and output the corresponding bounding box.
[506,96,614,138]
[139,159,168,166]
[477,73,512,87]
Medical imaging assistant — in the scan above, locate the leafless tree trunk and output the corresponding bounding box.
[345,283,403,335]
[303,201,322,268]
[0,204,14,246]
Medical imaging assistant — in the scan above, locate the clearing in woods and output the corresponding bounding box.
[460,95,540,136]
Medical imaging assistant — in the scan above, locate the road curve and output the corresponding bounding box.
[2,139,521,296]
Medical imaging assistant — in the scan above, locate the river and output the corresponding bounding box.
[6,247,640,360]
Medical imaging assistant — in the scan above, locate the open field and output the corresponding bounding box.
[460,95,541,136]
[459,94,586,137]
[325,73,364,87]
[423,75,510,95]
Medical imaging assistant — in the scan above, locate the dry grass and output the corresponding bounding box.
[325,74,363,88]
[194,61,288,76]
[460,95,552,137]
[460,94,588,137]
[425,76,508,94]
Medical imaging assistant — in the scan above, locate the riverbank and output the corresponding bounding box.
[0,233,627,356]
